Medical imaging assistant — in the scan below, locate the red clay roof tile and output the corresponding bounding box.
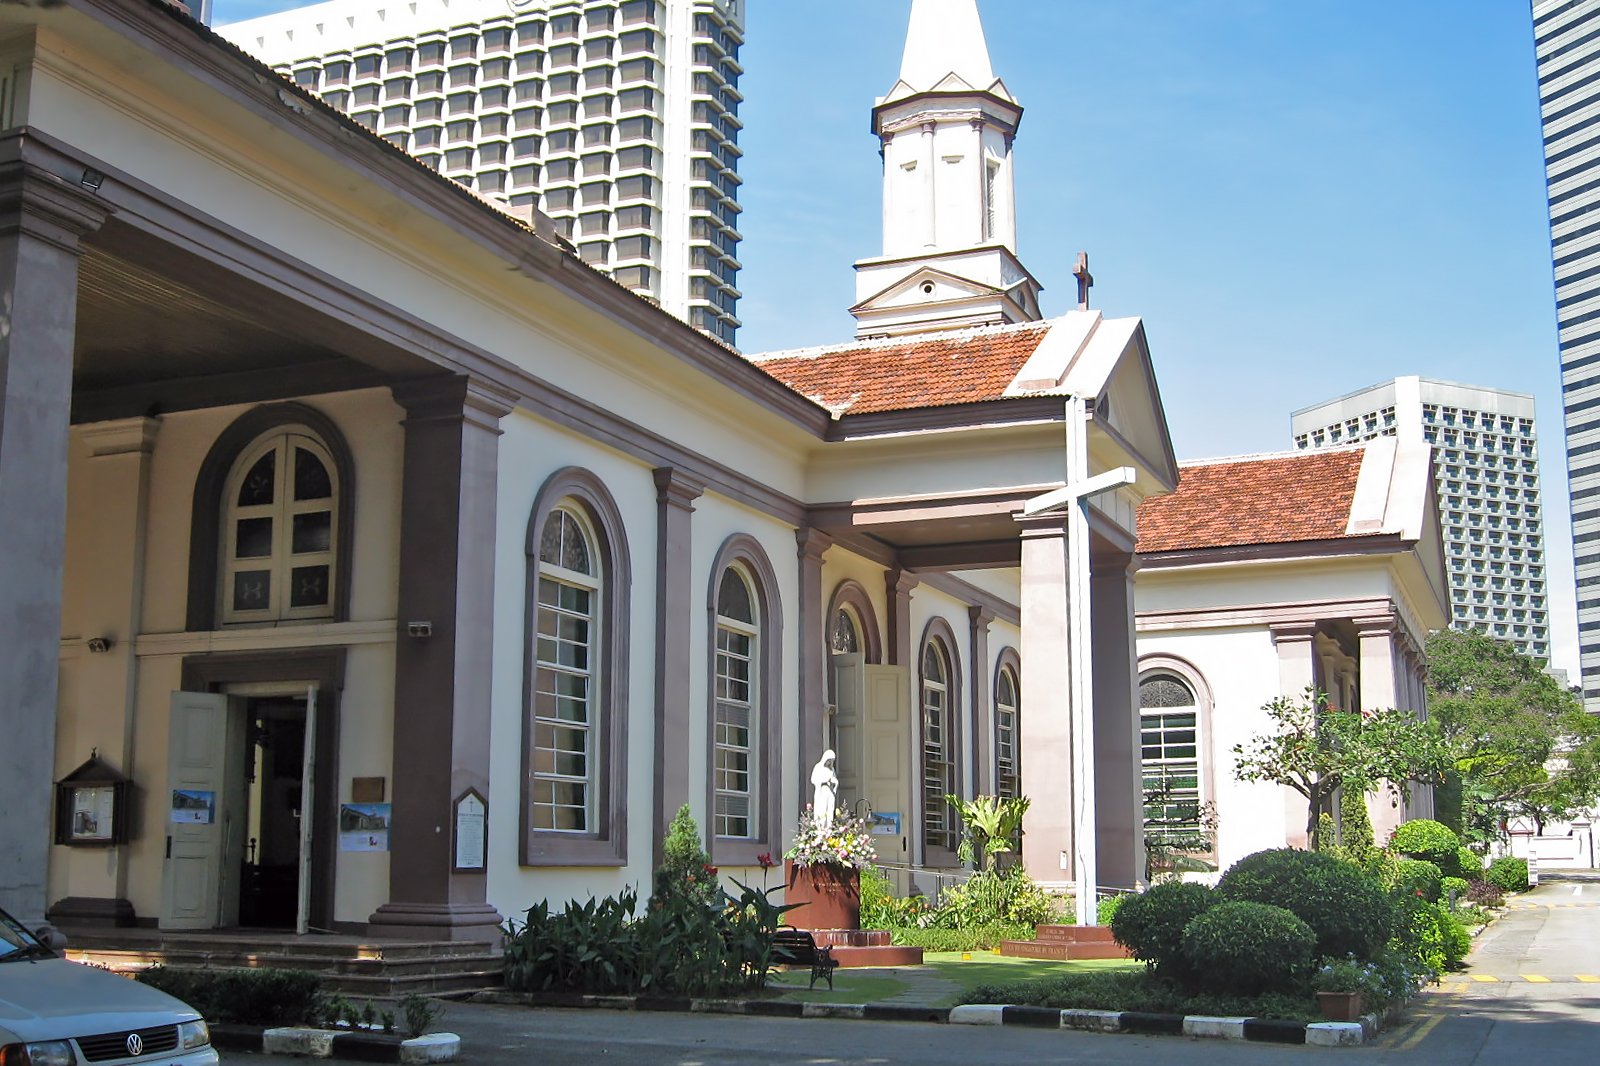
[747,321,1052,414]
[1136,449,1372,553]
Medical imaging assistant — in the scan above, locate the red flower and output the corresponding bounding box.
[757,852,775,869]
[704,864,719,877]
[1415,890,1425,898]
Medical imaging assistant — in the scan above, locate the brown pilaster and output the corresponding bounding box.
[796,527,833,797]
[885,568,919,667]
[1269,621,1320,847]
[369,375,515,944]
[652,467,703,866]
[0,145,108,931]
[967,605,995,795]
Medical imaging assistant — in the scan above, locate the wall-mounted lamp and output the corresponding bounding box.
[80,168,104,191]
[85,637,113,654]
[406,621,433,638]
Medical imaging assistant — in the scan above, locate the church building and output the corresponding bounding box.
[5,0,1179,946]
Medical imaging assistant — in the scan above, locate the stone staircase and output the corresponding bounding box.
[807,928,923,967]
[999,923,1132,961]
[61,930,502,998]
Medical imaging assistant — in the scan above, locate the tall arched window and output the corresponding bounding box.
[714,566,759,839]
[830,605,862,655]
[995,664,1020,800]
[531,505,601,833]
[1138,672,1202,837]
[522,468,631,867]
[220,430,338,624]
[921,637,955,852]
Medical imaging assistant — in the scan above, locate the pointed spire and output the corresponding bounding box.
[898,0,994,93]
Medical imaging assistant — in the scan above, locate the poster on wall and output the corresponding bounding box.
[869,812,901,837]
[169,790,215,824]
[453,791,486,871]
[71,786,117,842]
[339,803,391,852]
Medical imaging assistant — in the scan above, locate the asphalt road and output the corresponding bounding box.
[226,877,1600,1065]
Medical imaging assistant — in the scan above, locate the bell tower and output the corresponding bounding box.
[851,0,1044,338]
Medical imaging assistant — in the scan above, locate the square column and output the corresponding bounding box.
[369,376,514,944]
[0,151,107,932]
[796,528,833,796]
[1090,550,1141,890]
[967,606,994,795]
[1018,517,1073,892]
[651,468,702,864]
[1270,622,1320,848]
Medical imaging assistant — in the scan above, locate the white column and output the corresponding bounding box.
[1270,622,1319,848]
[1019,516,1073,894]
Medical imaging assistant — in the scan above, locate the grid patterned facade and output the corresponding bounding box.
[1535,0,1600,710]
[221,0,744,344]
[1291,378,1550,662]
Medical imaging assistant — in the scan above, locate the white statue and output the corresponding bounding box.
[810,749,839,832]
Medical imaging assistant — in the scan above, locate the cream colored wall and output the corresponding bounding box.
[1135,559,1400,617]
[52,388,404,925]
[1135,627,1292,872]
[820,549,892,653]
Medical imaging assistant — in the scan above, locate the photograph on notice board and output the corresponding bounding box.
[169,789,215,824]
[339,802,391,852]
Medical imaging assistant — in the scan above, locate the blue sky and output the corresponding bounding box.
[215,0,1576,673]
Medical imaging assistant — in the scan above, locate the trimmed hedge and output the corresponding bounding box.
[1486,856,1530,893]
[886,922,1033,952]
[1456,847,1483,879]
[1215,848,1396,959]
[1440,876,1470,902]
[1391,858,1444,902]
[1389,820,1461,873]
[1179,901,1316,995]
[1109,881,1214,978]
[135,967,322,1026]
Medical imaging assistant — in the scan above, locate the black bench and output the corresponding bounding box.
[772,929,839,991]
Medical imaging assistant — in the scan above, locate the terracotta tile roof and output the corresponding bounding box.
[1136,449,1374,553]
[746,321,1052,414]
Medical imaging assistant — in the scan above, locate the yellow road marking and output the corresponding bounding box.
[1522,975,1551,983]
[1469,974,1499,982]
[1577,975,1600,983]
[1396,1012,1446,1051]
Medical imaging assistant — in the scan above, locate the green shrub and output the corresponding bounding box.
[134,967,322,1026]
[1465,879,1505,908]
[1096,893,1128,926]
[923,864,1061,929]
[1392,896,1470,974]
[1339,787,1376,862]
[1110,881,1214,979]
[1486,856,1530,893]
[1311,947,1428,1011]
[958,968,1318,1021]
[1215,848,1396,959]
[1390,820,1462,874]
[887,922,1032,952]
[1180,901,1317,995]
[1456,847,1483,879]
[1440,876,1470,903]
[660,804,720,908]
[1390,858,1444,902]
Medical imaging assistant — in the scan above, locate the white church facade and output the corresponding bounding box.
[3,0,1448,949]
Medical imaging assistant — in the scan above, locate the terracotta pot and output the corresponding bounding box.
[783,860,860,930]
[1316,990,1364,1022]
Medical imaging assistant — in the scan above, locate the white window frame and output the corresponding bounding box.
[220,430,338,625]
[714,566,759,840]
[531,504,602,834]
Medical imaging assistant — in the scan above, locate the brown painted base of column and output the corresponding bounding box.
[366,901,504,948]
[46,896,136,928]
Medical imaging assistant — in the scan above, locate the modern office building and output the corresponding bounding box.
[1291,377,1550,662]
[1534,0,1600,711]
[221,0,746,344]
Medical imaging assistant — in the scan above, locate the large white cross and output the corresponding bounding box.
[1023,396,1135,926]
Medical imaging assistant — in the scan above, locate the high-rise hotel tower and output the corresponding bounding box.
[1534,0,1600,710]
[221,0,745,344]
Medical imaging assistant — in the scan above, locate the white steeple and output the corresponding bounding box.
[850,0,1042,338]
[898,0,994,92]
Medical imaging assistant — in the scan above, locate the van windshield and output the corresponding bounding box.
[0,906,48,961]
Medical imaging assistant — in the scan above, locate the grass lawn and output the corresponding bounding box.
[768,953,1141,1007]
[923,952,1140,999]
[767,971,910,1004]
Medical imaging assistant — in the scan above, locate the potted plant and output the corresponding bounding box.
[1312,957,1372,1021]
[783,806,875,930]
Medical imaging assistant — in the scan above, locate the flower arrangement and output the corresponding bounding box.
[784,806,876,869]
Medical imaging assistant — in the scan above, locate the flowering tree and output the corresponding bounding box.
[1232,688,1449,849]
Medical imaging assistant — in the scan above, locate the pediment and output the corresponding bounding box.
[851,265,1007,315]
[1097,325,1180,491]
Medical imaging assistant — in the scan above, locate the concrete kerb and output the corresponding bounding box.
[256,1027,462,1062]
[468,989,1385,1046]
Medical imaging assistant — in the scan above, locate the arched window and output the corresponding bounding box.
[531,505,601,833]
[522,468,631,867]
[714,566,759,839]
[1138,672,1202,837]
[830,604,862,655]
[995,663,1020,800]
[220,430,338,624]
[921,637,955,852]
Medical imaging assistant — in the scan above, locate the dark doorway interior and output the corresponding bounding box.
[239,697,306,929]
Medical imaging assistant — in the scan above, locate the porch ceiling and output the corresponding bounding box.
[70,221,426,423]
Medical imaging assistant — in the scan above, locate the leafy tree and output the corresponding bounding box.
[1232,688,1449,848]
[1425,629,1600,839]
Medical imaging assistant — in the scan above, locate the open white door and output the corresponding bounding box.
[160,692,246,930]
[863,665,910,863]
[831,652,865,803]
[296,684,318,935]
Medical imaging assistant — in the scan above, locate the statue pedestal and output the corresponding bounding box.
[783,861,860,931]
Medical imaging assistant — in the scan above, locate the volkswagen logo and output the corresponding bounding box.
[125,1033,143,1057]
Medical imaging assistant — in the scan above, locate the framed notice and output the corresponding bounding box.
[54,752,132,847]
[869,811,902,837]
[453,789,487,872]
[169,789,216,824]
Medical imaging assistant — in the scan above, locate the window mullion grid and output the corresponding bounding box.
[534,569,597,833]
[714,618,755,839]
